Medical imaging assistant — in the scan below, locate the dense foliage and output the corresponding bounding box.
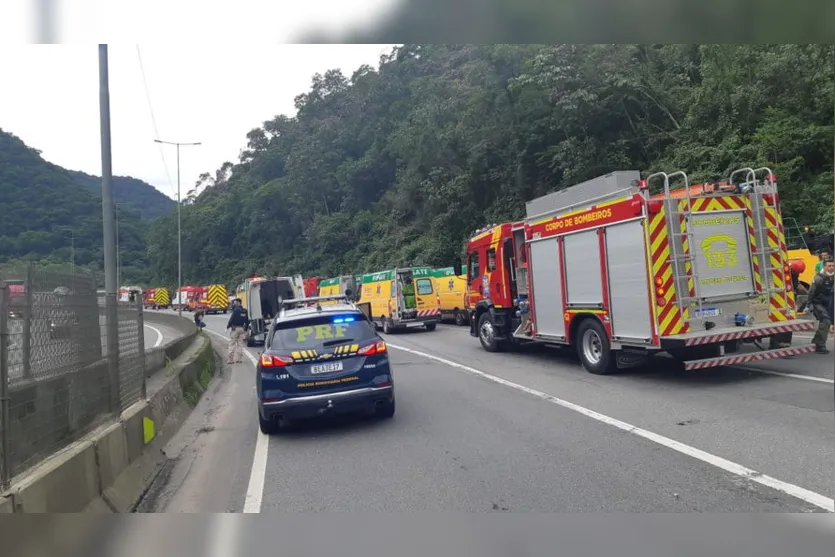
[0,129,173,283]
[142,44,830,288]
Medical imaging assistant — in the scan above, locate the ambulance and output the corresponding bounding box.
[464,168,816,374]
[432,266,468,325]
[317,275,360,304]
[359,266,440,333]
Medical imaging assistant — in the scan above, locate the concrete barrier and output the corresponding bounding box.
[2,332,216,513]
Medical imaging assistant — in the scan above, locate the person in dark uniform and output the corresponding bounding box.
[193,308,205,328]
[225,298,250,364]
[806,258,834,354]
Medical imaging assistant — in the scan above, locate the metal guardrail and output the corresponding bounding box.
[0,263,148,489]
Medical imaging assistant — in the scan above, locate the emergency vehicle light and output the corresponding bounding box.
[333,316,356,323]
[654,278,663,287]
[655,287,665,297]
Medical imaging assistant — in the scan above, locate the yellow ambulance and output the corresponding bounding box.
[359,266,440,333]
[432,266,468,325]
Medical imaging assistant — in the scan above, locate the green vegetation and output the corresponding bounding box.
[0,129,173,284]
[146,45,833,287]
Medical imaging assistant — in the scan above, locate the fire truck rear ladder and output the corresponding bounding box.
[648,167,791,331]
[729,167,791,322]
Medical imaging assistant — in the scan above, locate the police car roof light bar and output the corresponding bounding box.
[278,294,350,310]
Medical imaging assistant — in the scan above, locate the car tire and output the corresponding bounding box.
[454,311,466,326]
[575,319,617,375]
[477,312,504,352]
[424,322,437,331]
[258,411,277,434]
[376,397,395,418]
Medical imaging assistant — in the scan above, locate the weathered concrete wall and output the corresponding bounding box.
[2,333,215,513]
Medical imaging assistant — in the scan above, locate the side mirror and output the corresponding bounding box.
[453,257,463,276]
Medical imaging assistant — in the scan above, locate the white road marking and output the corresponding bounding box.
[387,342,835,513]
[730,366,834,384]
[203,326,268,514]
[144,324,164,348]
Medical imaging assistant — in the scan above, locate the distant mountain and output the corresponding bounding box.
[0,128,153,283]
[69,170,174,221]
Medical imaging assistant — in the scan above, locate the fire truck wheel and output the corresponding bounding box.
[576,319,616,375]
[477,312,504,352]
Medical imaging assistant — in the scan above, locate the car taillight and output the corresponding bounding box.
[358,340,387,356]
[260,354,293,367]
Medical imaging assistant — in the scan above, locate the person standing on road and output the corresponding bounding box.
[814,249,831,275]
[226,298,249,364]
[805,258,834,354]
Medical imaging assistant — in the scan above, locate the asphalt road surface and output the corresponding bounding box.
[133,313,833,519]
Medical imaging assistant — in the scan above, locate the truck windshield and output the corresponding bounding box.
[270,314,377,350]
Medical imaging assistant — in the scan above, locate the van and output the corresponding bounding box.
[359,267,440,333]
[432,265,468,325]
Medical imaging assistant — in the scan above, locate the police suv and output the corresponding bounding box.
[256,294,395,433]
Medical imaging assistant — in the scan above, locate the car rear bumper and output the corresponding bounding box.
[260,384,394,420]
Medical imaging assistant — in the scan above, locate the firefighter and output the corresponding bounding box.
[806,258,834,354]
[225,298,249,364]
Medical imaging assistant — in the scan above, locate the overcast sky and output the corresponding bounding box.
[0,3,399,200]
[0,43,397,201]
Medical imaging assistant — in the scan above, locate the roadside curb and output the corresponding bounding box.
[0,332,215,513]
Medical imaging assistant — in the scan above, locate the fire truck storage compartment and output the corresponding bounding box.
[688,209,756,300]
[563,229,604,307]
[604,219,654,341]
[528,237,565,338]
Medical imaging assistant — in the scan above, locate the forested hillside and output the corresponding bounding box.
[0,129,164,283]
[70,170,174,221]
[146,44,834,287]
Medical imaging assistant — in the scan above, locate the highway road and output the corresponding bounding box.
[4,314,183,384]
[131,313,833,518]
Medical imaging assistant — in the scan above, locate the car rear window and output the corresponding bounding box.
[270,314,378,351]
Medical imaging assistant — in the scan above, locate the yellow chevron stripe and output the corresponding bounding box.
[291,351,301,359]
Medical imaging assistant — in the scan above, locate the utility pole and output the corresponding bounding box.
[99,45,120,413]
[115,203,120,290]
[154,139,201,318]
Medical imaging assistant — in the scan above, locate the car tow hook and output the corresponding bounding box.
[319,400,335,415]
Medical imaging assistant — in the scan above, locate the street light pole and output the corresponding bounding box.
[115,203,120,290]
[154,139,201,318]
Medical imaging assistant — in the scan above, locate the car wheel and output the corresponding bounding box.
[258,411,277,434]
[424,322,437,331]
[376,397,395,418]
[575,319,617,375]
[477,312,504,352]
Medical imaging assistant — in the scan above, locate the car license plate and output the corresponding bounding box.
[694,307,720,318]
[310,362,343,374]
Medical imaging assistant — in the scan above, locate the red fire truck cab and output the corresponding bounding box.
[463,168,816,375]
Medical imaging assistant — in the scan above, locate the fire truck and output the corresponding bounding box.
[303,277,321,298]
[463,168,816,375]
[172,285,201,311]
[143,287,170,309]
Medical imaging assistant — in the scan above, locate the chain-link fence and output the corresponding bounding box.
[0,263,146,488]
